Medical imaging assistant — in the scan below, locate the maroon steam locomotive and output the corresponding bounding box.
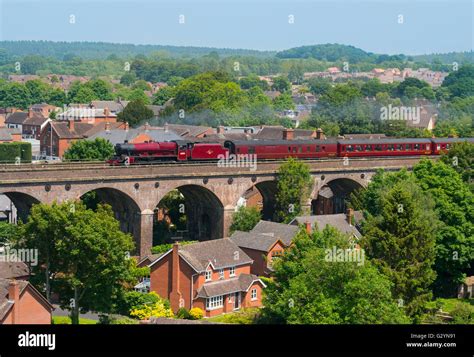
[107,137,474,165]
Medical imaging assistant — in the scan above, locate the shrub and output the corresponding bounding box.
[176,307,190,319]
[130,299,174,320]
[0,142,32,163]
[116,291,161,316]
[188,307,204,320]
[451,302,474,324]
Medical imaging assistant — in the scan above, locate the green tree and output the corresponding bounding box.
[0,222,20,246]
[63,138,115,161]
[230,206,261,234]
[72,86,97,103]
[442,65,474,98]
[25,79,50,104]
[272,76,291,93]
[0,82,32,109]
[307,77,332,96]
[152,86,175,105]
[260,227,409,324]
[440,142,474,191]
[275,158,313,223]
[86,79,113,100]
[413,159,474,297]
[117,99,154,127]
[272,93,295,111]
[120,73,137,86]
[361,173,437,319]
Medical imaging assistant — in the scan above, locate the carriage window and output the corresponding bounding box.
[396,144,402,151]
[426,144,430,150]
[375,145,382,151]
[365,145,372,151]
[316,145,320,152]
[288,147,291,153]
[347,145,353,152]
[322,146,326,151]
[307,146,311,152]
[437,144,440,150]
[405,144,411,150]
[298,147,302,153]
[355,145,362,152]
[414,144,420,150]
[292,147,298,153]
[249,147,255,154]
[388,144,394,151]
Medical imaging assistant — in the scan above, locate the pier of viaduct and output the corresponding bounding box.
[0,157,434,258]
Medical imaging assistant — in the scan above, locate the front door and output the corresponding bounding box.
[234,292,241,310]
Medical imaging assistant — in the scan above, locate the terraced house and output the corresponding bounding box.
[148,239,266,317]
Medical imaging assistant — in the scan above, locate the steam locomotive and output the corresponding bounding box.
[107,137,474,165]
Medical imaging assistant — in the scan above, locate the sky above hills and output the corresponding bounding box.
[0,0,472,55]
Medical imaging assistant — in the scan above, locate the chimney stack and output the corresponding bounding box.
[105,121,111,133]
[8,280,20,323]
[169,242,182,312]
[124,122,129,131]
[104,107,110,117]
[316,128,323,140]
[346,208,354,226]
[68,119,75,132]
[305,221,312,234]
[283,128,294,140]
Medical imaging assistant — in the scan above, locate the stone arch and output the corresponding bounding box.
[312,177,365,215]
[0,191,41,223]
[78,186,143,251]
[239,179,278,221]
[155,184,225,242]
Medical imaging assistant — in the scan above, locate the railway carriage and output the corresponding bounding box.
[338,138,432,158]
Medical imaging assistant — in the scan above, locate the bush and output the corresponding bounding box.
[0,142,32,163]
[451,302,474,324]
[130,300,174,320]
[115,291,161,316]
[176,307,190,319]
[188,307,204,320]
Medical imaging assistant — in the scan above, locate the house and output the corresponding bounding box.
[458,276,474,299]
[230,231,286,276]
[88,123,182,145]
[39,120,126,157]
[291,209,363,242]
[149,239,266,317]
[90,100,129,114]
[5,112,28,131]
[0,128,22,143]
[57,107,117,124]
[28,104,56,118]
[0,278,53,324]
[22,115,50,139]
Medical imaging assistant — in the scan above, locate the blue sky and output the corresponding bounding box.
[0,0,472,55]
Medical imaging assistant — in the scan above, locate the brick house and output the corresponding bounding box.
[149,239,266,317]
[0,279,53,324]
[230,220,299,277]
[5,112,28,131]
[458,276,474,299]
[22,115,50,139]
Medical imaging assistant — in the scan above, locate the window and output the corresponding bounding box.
[316,145,320,152]
[206,295,224,310]
[251,288,257,301]
[229,266,236,277]
[405,144,411,150]
[307,146,311,152]
[365,145,372,152]
[205,269,212,281]
[414,144,420,150]
[298,146,302,153]
[248,147,255,154]
[288,146,291,153]
[218,269,224,279]
[375,145,382,151]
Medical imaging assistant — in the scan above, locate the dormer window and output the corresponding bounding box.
[229,266,236,277]
[205,269,212,282]
[218,269,224,280]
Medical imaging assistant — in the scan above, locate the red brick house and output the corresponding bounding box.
[149,239,266,317]
[0,278,53,324]
[230,220,299,277]
[230,231,286,277]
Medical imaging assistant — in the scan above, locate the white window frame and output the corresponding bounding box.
[205,269,212,282]
[218,269,224,279]
[229,266,236,277]
[251,288,257,301]
[206,295,224,310]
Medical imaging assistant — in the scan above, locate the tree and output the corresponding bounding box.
[117,99,154,127]
[152,86,175,105]
[230,206,261,234]
[120,73,137,86]
[307,77,332,96]
[440,142,474,191]
[25,79,50,104]
[275,158,313,223]
[86,79,113,100]
[442,64,474,98]
[63,138,115,161]
[413,159,474,297]
[16,201,136,324]
[72,86,97,103]
[272,76,291,93]
[361,173,437,319]
[260,227,409,324]
[272,93,295,111]
[0,222,20,246]
[128,88,151,104]
[0,82,32,109]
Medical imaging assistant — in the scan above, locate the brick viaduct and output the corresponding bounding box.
[0,157,434,258]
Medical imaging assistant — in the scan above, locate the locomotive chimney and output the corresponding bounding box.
[283,128,294,140]
[316,128,323,140]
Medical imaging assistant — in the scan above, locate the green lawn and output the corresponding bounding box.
[437,298,474,314]
[52,316,98,325]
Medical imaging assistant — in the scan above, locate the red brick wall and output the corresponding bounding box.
[240,248,267,276]
[0,288,51,324]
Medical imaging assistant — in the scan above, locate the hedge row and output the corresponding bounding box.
[0,142,32,163]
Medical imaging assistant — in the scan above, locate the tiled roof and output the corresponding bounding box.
[196,273,262,298]
[251,220,299,246]
[5,112,28,125]
[178,238,253,272]
[167,124,212,138]
[23,115,49,126]
[230,231,283,252]
[0,128,20,141]
[51,122,94,139]
[88,127,182,145]
[90,100,129,113]
[0,262,29,279]
[292,213,362,239]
